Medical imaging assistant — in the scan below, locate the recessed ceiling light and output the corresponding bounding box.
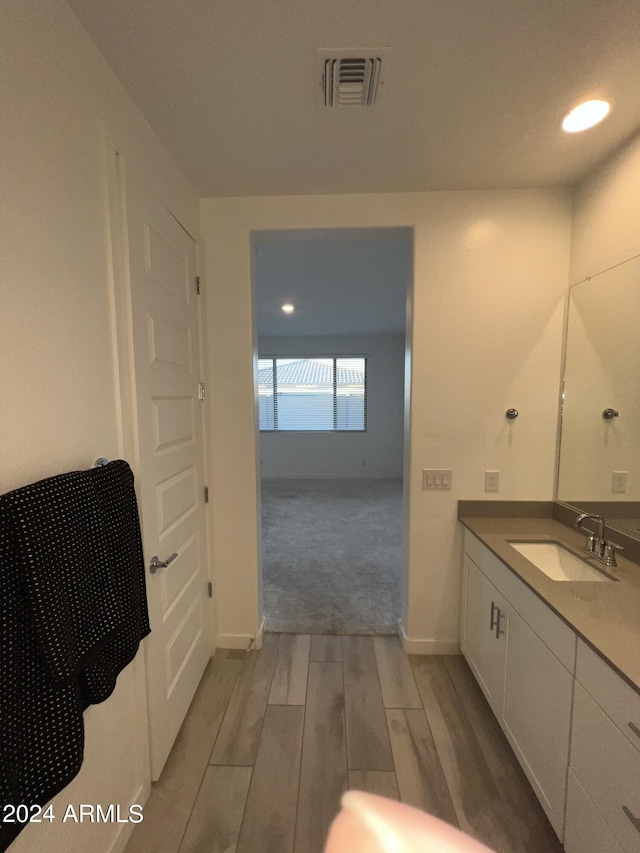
[562,99,611,133]
[281,303,295,313]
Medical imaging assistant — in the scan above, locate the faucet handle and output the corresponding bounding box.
[602,541,624,567]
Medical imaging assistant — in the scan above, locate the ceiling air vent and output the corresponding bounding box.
[317,49,390,108]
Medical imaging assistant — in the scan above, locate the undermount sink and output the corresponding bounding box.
[507,540,615,582]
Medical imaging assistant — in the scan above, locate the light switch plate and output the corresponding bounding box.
[423,469,452,490]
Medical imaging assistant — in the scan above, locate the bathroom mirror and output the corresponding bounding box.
[556,255,640,538]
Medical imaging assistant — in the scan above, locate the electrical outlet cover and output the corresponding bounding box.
[612,471,628,493]
[484,470,499,492]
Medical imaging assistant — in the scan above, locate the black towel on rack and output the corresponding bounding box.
[0,469,127,687]
[79,460,151,705]
[0,508,86,853]
[0,460,150,852]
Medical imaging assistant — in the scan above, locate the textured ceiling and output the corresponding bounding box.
[68,0,640,197]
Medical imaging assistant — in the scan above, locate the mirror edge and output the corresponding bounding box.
[554,272,640,548]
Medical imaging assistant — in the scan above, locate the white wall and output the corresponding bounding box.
[258,334,405,479]
[570,130,640,282]
[0,1,199,850]
[200,190,572,652]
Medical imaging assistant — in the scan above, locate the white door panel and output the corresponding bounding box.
[124,169,212,780]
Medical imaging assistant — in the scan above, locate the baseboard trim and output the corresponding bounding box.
[398,621,460,655]
[216,632,256,650]
[109,781,148,853]
[217,615,267,651]
[255,614,266,649]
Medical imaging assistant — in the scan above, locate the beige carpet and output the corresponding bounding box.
[260,478,402,634]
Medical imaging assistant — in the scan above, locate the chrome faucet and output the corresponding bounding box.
[575,513,624,567]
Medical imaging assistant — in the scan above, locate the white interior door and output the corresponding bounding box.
[124,169,212,780]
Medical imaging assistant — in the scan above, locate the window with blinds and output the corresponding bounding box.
[258,356,367,432]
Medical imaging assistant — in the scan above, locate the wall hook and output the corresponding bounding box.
[94,457,110,467]
[602,408,619,420]
[505,408,519,420]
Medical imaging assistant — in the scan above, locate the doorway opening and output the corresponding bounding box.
[252,228,412,636]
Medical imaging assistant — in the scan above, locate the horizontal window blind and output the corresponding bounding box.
[258,356,367,432]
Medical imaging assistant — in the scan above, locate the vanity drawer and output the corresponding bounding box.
[570,682,640,852]
[463,530,575,671]
[576,638,640,753]
[565,770,624,853]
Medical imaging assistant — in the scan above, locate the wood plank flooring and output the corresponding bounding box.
[125,634,562,853]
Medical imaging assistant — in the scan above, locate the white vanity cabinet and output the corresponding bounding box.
[461,553,509,716]
[501,605,574,837]
[461,530,576,840]
[565,640,640,853]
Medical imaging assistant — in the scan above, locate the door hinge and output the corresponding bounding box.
[204,485,209,503]
[198,382,205,401]
[207,582,213,598]
[196,276,202,294]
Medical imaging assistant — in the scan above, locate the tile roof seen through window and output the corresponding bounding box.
[258,359,364,388]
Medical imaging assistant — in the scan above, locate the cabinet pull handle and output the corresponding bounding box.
[629,722,640,740]
[622,806,640,834]
[495,608,506,639]
[490,601,497,631]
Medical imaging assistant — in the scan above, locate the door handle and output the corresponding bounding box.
[490,601,498,631]
[149,552,178,574]
[495,607,506,638]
